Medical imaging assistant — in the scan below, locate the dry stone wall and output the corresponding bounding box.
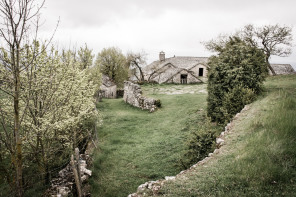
[128,105,250,197]
[123,81,158,112]
[45,154,92,197]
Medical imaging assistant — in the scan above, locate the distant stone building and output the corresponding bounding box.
[269,64,295,75]
[99,75,117,99]
[143,52,295,84]
[143,52,208,84]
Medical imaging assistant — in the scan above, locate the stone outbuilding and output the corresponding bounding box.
[99,75,117,99]
[143,52,208,84]
[270,64,295,75]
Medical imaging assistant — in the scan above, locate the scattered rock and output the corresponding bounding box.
[179,170,186,175]
[198,89,207,94]
[57,187,70,197]
[152,185,161,195]
[214,149,220,154]
[165,176,175,181]
[147,181,157,189]
[216,138,225,146]
[191,164,198,168]
[137,182,148,192]
[128,193,138,197]
[234,113,240,120]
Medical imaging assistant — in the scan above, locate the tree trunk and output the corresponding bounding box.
[139,67,145,82]
[14,50,23,197]
[40,137,51,185]
[134,61,145,82]
[266,58,276,76]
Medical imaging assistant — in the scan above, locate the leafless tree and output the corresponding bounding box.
[239,24,293,75]
[126,51,147,82]
[204,24,293,75]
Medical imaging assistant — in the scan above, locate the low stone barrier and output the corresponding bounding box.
[128,105,250,197]
[123,81,159,112]
[45,153,92,197]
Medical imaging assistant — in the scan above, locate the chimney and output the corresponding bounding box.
[159,51,165,62]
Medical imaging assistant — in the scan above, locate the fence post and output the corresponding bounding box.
[71,154,82,197]
[75,148,82,188]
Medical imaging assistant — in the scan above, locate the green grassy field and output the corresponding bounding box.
[90,75,296,196]
[154,75,296,196]
[90,84,209,197]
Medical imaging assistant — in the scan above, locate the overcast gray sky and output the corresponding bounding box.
[40,0,296,68]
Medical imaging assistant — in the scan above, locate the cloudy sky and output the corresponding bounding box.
[40,0,296,69]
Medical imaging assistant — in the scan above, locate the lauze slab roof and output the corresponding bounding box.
[143,55,295,82]
[143,56,208,83]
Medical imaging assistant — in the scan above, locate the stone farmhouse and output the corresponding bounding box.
[143,52,295,84]
[143,52,208,84]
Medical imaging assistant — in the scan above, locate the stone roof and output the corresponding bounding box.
[144,55,295,78]
[143,56,208,74]
[270,64,295,75]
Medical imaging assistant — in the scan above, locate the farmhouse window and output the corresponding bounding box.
[199,68,204,76]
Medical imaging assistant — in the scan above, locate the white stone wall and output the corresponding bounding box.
[123,81,157,112]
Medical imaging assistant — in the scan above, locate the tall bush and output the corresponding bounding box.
[207,37,267,124]
[95,47,128,88]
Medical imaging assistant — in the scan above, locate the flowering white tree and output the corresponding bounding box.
[0,42,98,194]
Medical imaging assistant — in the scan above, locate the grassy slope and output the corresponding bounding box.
[90,84,208,197]
[156,75,296,196]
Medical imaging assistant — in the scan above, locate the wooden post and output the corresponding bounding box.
[75,148,82,188]
[71,154,82,197]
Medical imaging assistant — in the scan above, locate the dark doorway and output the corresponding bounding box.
[180,74,187,84]
[199,68,204,76]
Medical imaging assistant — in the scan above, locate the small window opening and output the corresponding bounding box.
[199,68,204,76]
[180,74,188,84]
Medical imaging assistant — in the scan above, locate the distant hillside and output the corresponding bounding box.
[131,74,296,196]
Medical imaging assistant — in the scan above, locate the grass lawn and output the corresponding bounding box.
[156,75,296,196]
[90,84,208,197]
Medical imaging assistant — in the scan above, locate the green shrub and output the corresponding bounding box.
[181,117,220,168]
[207,36,267,124]
[154,99,162,108]
[221,86,256,123]
[185,129,216,164]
